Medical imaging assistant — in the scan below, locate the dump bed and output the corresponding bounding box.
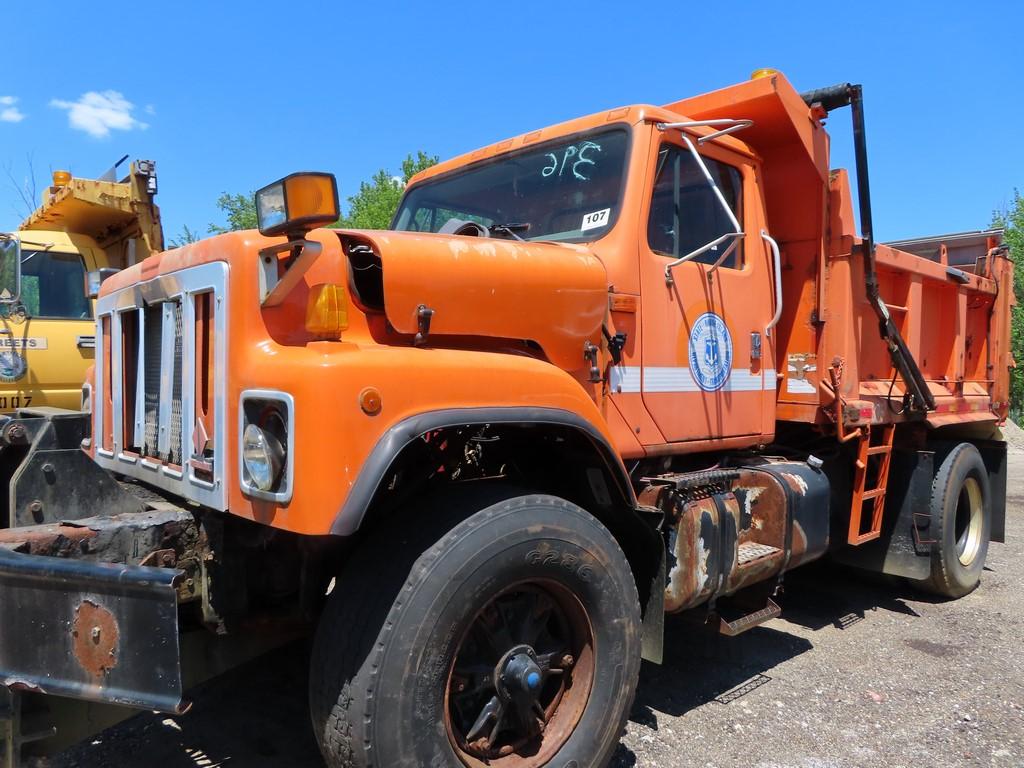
[19,160,163,267]
[778,187,1013,429]
[671,74,1014,432]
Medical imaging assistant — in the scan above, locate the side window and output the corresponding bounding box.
[647,144,744,269]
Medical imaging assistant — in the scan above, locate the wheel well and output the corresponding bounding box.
[353,421,662,621]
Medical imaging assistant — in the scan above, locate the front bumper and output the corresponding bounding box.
[0,545,186,713]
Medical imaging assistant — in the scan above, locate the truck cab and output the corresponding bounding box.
[390,102,780,454]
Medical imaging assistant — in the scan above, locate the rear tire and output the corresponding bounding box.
[919,442,991,599]
[310,492,642,768]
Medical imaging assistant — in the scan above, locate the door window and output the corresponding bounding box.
[18,251,92,320]
[647,144,744,269]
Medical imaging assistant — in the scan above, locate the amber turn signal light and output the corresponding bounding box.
[305,283,349,338]
[255,172,340,237]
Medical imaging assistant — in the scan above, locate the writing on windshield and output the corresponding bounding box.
[393,128,629,242]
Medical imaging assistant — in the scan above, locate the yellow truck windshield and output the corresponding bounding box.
[393,127,629,242]
[19,251,91,320]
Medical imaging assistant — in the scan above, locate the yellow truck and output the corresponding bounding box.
[0,160,162,410]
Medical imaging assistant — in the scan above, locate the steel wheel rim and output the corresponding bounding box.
[444,581,595,767]
[955,476,984,566]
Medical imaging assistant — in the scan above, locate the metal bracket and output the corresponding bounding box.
[583,341,601,383]
[414,304,434,346]
[602,327,627,366]
[258,239,322,307]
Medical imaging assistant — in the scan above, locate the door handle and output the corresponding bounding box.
[76,335,96,349]
[761,230,783,336]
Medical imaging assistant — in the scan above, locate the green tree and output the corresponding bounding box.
[205,151,437,236]
[337,151,438,230]
[208,192,257,234]
[168,224,201,248]
[994,190,1023,421]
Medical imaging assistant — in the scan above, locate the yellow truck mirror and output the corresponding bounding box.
[0,235,21,304]
[84,267,120,299]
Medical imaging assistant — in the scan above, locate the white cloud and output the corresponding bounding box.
[0,96,26,123]
[49,90,148,138]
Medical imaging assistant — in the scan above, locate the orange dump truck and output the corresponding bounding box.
[0,71,1013,768]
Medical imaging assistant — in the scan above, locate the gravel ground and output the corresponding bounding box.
[49,454,1024,768]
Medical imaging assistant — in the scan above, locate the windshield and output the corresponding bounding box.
[393,127,630,242]
[17,251,92,320]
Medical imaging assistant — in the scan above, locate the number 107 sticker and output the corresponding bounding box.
[581,208,611,232]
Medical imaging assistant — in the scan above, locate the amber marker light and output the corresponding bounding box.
[255,172,340,237]
[750,68,779,80]
[305,283,349,338]
[52,170,72,187]
[359,387,382,415]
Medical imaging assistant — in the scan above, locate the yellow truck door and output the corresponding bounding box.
[0,248,95,410]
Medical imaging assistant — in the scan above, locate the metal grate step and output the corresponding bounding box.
[737,542,782,565]
[719,598,782,636]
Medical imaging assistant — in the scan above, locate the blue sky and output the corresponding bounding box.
[2,1,1021,242]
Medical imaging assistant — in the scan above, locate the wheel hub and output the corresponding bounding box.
[496,645,545,703]
[444,583,594,767]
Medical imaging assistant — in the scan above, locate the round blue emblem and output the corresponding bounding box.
[688,312,732,392]
[0,350,25,383]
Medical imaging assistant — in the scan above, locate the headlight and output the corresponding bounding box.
[239,390,293,502]
[242,422,284,492]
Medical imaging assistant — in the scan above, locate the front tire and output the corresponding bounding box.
[919,442,991,599]
[310,492,642,768]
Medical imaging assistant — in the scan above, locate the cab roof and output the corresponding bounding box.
[407,98,761,189]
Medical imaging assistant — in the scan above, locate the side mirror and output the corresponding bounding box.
[0,236,21,304]
[84,268,120,300]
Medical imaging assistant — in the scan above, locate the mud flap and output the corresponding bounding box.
[0,547,185,713]
[830,450,933,580]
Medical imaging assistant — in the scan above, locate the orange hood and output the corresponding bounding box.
[342,230,609,370]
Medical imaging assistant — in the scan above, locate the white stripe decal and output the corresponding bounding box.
[786,377,817,394]
[609,365,642,394]
[610,366,776,394]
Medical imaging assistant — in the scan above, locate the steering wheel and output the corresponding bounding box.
[452,221,489,237]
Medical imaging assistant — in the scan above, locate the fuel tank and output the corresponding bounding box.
[641,459,830,613]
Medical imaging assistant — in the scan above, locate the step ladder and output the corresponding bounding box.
[847,423,896,545]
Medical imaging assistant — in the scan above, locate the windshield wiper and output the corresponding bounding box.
[488,223,531,242]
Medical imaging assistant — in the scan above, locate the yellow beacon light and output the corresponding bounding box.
[751,68,779,80]
[255,172,340,237]
[305,283,350,339]
[52,170,72,187]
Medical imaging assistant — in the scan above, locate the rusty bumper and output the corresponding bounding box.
[0,545,186,713]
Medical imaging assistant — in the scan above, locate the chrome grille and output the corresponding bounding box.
[141,300,184,465]
[143,304,161,455]
[169,301,184,466]
[94,262,229,511]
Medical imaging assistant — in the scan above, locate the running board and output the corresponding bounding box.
[718,597,781,637]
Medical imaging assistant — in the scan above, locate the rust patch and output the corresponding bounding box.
[0,523,97,557]
[780,472,809,496]
[72,600,119,679]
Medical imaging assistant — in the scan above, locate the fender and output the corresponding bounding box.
[330,405,637,536]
